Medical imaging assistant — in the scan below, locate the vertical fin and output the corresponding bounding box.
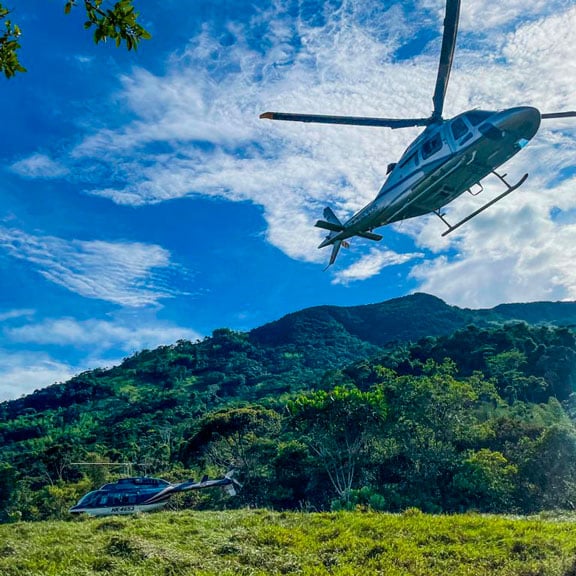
[224,484,237,496]
[323,206,342,226]
[324,240,342,270]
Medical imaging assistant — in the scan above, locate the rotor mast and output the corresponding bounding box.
[431,0,461,121]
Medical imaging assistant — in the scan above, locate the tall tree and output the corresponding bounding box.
[182,406,283,505]
[288,386,387,500]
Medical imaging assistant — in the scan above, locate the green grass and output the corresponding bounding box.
[2,510,576,575]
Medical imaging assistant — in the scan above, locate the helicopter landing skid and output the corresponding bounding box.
[436,170,529,237]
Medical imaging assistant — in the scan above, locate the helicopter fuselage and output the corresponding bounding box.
[323,106,541,244]
[69,474,239,516]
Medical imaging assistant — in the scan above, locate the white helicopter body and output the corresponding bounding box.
[261,0,574,266]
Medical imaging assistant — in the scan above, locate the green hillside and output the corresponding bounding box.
[3,293,576,522]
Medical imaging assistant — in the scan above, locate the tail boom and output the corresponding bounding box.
[315,206,382,267]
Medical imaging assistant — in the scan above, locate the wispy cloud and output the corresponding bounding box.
[10,153,69,179]
[0,309,35,322]
[333,247,423,285]
[0,227,184,307]
[6,317,201,353]
[454,0,556,31]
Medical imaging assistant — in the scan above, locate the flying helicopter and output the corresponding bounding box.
[260,0,576,266]
[69,471,240,517]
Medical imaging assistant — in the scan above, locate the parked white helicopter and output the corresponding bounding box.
[69,472,240,516]
[260,0,576,266]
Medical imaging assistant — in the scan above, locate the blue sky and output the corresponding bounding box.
[1,0,575,400]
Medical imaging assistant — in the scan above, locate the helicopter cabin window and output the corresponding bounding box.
[421,133,442,159]
[451,118,469,141]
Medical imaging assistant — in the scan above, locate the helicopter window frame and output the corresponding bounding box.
[466,110,493,126]
[451,117,469,141]
[77,491,99,506]
[398,151,419,169]
[421,133,443,160]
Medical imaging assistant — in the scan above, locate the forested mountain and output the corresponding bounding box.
[250,292,576,348]
[3,292,576,521]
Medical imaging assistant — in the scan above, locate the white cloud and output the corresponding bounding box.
[332,247,423,285]
[0,349,77,401]
[0,309,35,322]
[457,0,553,31]
[0,227,183,307]
[10,153,69,179]
[6,317,201,353]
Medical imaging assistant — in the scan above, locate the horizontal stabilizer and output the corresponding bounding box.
[317,205,345,249]
[315,220,343,232]
[357,231,383,242]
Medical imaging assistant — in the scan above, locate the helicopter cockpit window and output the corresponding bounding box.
[421,133,442,159]
[398,151,419,168]
[466,110,492,126]
[77,491,99,506]
[451,118,469,141]
[96,495,109,506]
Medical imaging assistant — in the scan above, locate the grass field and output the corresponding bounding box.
[2,509,576,575]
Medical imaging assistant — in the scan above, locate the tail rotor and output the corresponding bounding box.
[315,207,348,267]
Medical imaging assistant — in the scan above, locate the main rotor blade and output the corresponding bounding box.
[431,0,461,120]
[541,111,576,119]
[260,112,431,129]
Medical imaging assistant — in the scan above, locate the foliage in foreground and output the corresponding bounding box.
[0,0,150,78]
[3,509,576,576]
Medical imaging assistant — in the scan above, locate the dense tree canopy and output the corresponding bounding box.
[3,308,576,521]
[0,0,150,78]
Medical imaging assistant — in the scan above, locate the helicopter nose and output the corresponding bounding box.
[491,106,541,141]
